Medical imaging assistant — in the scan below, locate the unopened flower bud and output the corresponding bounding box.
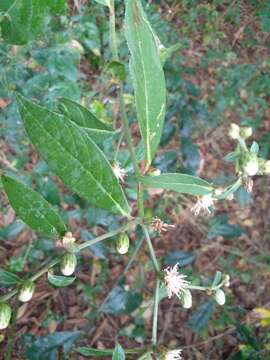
[240,126,252,139]
[215,289,226,306]
[229,123,240,140]
[62,232,76,249]
[181,289,192,309]
[243,156,259,176]
[224,275,230,287]
[263,160,270,175]
[116,233,130,255]
[0,303,12,330]
[60,253,77,276]
[18,281,35,302]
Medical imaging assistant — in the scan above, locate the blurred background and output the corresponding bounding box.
[0,0,270,359]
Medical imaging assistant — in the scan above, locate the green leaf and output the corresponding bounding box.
[93,0,110,7]
[0,0,66,45]
[112,344,125,360]
[125,0,166,166]
[101,286,142,315]
[17,95,130,216]
[2,175,67,237]
[165,251,196,267]
[24,331,81,359]
[187,300,215,332]
[160,43,181,66]
[140,173,213,196]
[58,98,115,144]
[47,272,75,287]
[75,348,115,357]
[211,271,222,288]
[105,61,126,81]
[0,268,20,287]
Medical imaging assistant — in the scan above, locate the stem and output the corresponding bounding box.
[5,300,19,360]
[0,222,137,304]
[109,0,118,60]
[119,84,141,178]
[141,225,160,274]
[152,278,160,346]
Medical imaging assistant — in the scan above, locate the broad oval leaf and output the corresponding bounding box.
[0,268,20,287]
[2,175,67,236]
[58,98,115,144]
[140,173,213,196]
[47,272,75,287]
[112,344,125,360]
[16,95,130,216]
[125,0,166,167]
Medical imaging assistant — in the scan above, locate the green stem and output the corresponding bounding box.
[5,300,19,360]
[152,278,160,346]
[119,84,141,178]
[109,0,118,60]
[141,225,160,274]
[0,222,137,304]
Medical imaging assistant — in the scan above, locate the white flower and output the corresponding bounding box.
[191,193,215,216]
[243,158,259,176]
[112,162,127,182]
[165,349,183,360]
[164,264,189,299]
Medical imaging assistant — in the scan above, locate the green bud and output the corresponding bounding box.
[215,289,226,306]
[181,289,192,309]
[18,281,35,302]
[263,160,270,175]
[240,126,252,139]
[60,253,77,276]
[116,233,130,255]
[229,123,240,140]
[0,303,12,330]
[224,275,230,287]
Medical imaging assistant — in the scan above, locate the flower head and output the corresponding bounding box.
[151,217,175,233]
[112,162,127,183]
[191,193,215,216]
[165,349,183,360]
[164,264,189,299]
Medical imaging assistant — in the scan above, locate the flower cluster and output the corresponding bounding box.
[164,264,190,299]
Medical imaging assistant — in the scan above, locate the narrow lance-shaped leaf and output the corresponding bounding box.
[125,0,166,167]
[2,175,67,237]
[140,173,213,196]
[58,98,115,144]
[16,95,130,216]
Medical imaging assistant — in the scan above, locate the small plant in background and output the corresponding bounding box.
[0,0,270,359]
